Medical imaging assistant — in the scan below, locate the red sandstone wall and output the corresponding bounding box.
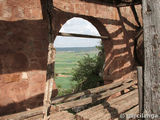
[52,0,142,84]
[0,0,142,116]
[0,0,57,115]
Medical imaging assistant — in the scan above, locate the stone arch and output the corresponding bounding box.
[52,10,113,63]
[52,13,114,93]
[52,11,111,41]
[51,4,142,85]
[51,9,114,84]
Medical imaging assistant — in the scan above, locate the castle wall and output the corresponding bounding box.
[0,0,142,115]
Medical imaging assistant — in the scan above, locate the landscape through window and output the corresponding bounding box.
[54,17,102,96]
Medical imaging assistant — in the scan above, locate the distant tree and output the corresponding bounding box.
[71,43,105,92]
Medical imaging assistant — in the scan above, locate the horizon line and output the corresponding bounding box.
[55,46,97,48]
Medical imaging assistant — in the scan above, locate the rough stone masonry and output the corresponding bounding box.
[0,0,142,115]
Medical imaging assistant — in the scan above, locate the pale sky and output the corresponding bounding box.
[54,17,101,48]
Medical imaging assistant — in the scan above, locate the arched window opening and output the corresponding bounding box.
[54,17,104,97]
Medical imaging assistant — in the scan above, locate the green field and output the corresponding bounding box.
[55,49,98,96]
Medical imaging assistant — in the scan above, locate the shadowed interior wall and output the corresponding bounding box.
[0,0,57,115]
[0,0,142,115]
[52,0,142,84]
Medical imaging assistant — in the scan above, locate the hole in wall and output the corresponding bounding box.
[53,17,104,97]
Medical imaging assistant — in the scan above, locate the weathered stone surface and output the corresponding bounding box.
[0,0,142,116]
[0,0,58,115]
[0,0,43,21]
[53,0,142,84]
